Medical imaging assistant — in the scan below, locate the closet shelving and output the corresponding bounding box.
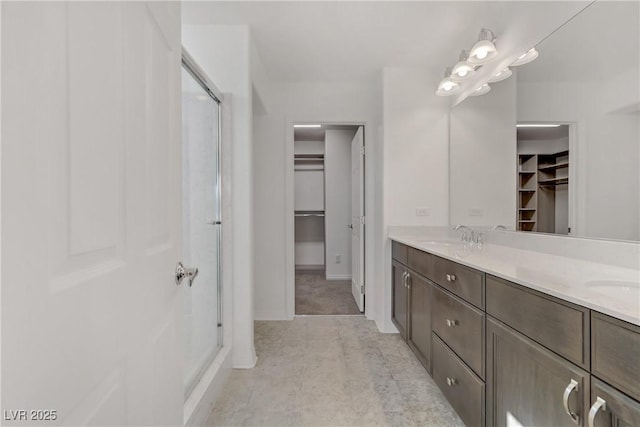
[294,152,325,269]
[517,154,539,231]
[516,151,570,232]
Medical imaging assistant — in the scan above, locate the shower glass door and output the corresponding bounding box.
[181,63,222,398]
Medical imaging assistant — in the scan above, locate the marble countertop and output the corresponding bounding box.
[389,232,640,326]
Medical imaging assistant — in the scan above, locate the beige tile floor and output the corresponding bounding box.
[205,316,464,427]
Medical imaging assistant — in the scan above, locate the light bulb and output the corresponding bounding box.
[450,51,475,82]
[468,29,498,65]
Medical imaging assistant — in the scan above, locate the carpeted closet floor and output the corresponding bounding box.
[295,269,362,315]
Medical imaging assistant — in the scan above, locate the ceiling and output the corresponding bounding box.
[183,1,591,83]
[294,124,359,141]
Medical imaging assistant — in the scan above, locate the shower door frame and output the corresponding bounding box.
[181,48,225,399]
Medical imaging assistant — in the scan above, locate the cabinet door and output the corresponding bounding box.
[392,260,408,339]
[487,317,590,427]
[589,377,640,427]
[408,271,432,373]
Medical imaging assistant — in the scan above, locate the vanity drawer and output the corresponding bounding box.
[432,334,485,427]
[408,247,432,279]
[591,312,640,401]
[431,256,484,308]
[392,241,408,265]
[486,275,590,369]
[432,285,485,379]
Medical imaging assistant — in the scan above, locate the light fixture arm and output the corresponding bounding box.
[478,28,496,42]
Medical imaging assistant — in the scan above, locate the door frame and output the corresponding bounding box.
[285,120,369,318]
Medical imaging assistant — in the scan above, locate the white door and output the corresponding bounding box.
[351,127,365,312]
[2,2,184,425]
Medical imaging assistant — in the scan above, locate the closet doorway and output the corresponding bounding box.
[293,124,365,315]
[516,123,573,235]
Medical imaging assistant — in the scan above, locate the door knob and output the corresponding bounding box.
[175,262,199,287]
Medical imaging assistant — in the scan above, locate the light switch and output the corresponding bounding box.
[416,207,430,216]
[469,208,484,217]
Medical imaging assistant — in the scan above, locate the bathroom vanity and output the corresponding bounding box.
[390,236,640,427]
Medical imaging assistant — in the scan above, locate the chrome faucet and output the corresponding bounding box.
[454,225,472,243]
[493,225,507,230]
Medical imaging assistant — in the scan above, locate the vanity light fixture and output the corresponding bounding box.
[450,50,475,81]
[436,67,461,96]
[516,123,561,128]
[470,83,491,96]
[468,28,498,65]
[487,67,512,83]
[511,48,539,66]
[293,124,322,128]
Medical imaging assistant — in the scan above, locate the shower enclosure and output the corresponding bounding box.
[181,55,223,398]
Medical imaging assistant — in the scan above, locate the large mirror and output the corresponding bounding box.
[450,0,639,242]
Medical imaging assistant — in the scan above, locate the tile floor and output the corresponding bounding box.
[295,270,361,315]
[205,316,464,427]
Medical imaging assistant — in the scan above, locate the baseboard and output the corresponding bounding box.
[295,264,324,271]
[325,274,352,280]
[184,346,232,426]
[376,317,400,334]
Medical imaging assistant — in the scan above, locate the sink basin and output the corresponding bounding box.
[585,280,639,293]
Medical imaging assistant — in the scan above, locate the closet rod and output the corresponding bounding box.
[294,168,324,172]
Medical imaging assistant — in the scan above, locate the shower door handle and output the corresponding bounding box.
[207,220,222,226]
[175,262,199,287]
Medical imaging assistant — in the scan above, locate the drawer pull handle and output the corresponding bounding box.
[562,379,580,425]
[587,397,606,427]
[402,272,408,287]
[446,377,458,387]
[446,319,459,327]
[446,274,456,282]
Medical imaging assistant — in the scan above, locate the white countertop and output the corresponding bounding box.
[389,232,640,326]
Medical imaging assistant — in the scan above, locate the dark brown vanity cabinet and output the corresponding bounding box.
[391,242,433,373]
[486,317,590,427]
[407,271,432,372]
[391,259,409,339]
[390,240,640,427]
[589,378,640,427]
[589,313,640,427]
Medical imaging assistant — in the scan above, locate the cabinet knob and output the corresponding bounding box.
[446,377,458,387]
[446,319,459,327]
[562,379,580,425]
[446,274,456,282]
[587,397,606,427]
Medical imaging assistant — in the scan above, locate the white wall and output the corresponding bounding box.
[450,77,517,228]
[324,128,356,280]
[381,67,451,332]
[182,25,257,368]
[252,81,379,320]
